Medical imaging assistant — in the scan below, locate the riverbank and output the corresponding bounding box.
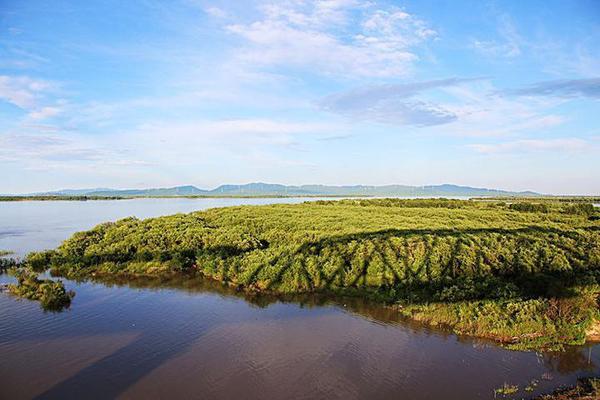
[0,194,365,201]
[0,195,124,201]
[19,198,600,349]
[535,377,600,399]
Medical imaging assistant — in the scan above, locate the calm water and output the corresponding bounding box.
[1,199,599,399]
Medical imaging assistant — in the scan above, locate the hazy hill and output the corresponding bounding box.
[31,183,539,197]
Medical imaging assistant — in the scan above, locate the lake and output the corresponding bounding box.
[1,198,599,399]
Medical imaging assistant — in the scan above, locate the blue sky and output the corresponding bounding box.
[1,0,599,194]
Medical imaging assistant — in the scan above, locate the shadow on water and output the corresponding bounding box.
[28,274,361,399]
[89,274,600,376]
[34,329,207,399]
[0,271,596,399]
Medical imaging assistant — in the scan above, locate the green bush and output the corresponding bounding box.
[563,203,595,216]
[509,202,549,213]
[8,268,75,311]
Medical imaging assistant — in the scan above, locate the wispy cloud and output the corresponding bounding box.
[0,75,52,109]
[222,1,436,78]
[468,138,588,154]
[437,80,568,137]
[27,106,63,120]
[320,78,479,126]
[504,78,600,99]
[204,6,227,18]
[471,14,522,58]
[0,133,102,163]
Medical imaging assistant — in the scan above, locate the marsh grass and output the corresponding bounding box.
[22,198,600,347]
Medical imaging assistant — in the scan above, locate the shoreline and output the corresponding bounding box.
[45,268,600,351]
[11,198,600,351]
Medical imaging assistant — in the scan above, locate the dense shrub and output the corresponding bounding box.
[562,203,595,216]
[8,268,75,311]
[0,256,19,272]
[509,202,549,213]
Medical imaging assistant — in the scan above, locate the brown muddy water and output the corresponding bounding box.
[1,199,599,399]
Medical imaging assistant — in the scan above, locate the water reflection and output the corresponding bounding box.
[95,273,600,370]
[0,272,599,399]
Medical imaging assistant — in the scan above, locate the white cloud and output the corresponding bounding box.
[468,138,588,154]
[471,14,522,58]
[205,6,227,18]
[503,78,600,98]
[0,133,101,163]
[28,106,63,120]
[223,1,436,78]
[0,117,343,176]
[132,118,339,150]
[320,78,570,132]
[0,75,52,109]
[437,81,567,137]
[320,78,480,126]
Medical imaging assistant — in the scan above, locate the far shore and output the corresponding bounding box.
[2,194,600,202]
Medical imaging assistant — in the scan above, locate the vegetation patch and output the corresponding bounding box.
[6,268,75,311]
[23,198,600,348]
[494,383,519,397]
[0,255,19,272]
[535,377,600,399]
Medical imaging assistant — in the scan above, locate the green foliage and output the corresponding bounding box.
[7,268,75,311]
[26,198,600,347]
[494,383,519,396]
[0,254,19,272]
[509,202,549,213]
[537,377,600,399]
[25,250,55,272]
[562,203,595,216]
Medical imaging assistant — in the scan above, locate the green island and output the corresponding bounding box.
[14,198,600,350]
[4,269,75,311]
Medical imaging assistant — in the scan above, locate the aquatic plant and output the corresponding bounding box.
[536,377,600,399]
[494,383,519,396]
[7,268,75,311]
[0,254,19,272]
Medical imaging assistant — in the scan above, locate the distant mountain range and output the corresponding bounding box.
[29,183,540,198]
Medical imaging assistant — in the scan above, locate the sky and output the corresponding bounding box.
[1,0,599,194]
